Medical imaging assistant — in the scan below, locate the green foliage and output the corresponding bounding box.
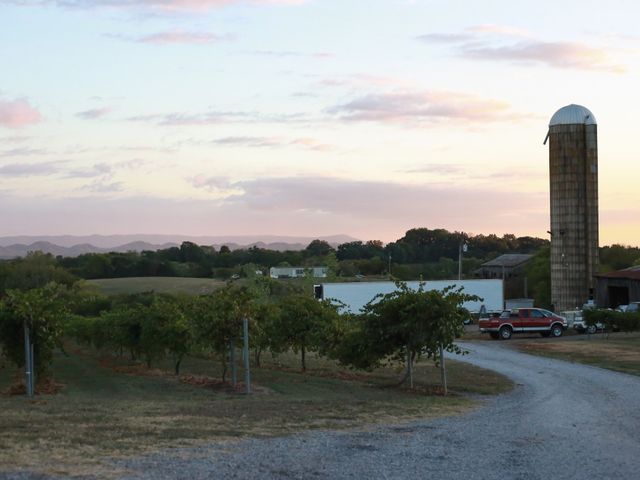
[524,246,551,309]
[271,294,341,371]
[304,239,334,258]
[0,252,76,294]
[599,244,640,272]
[0,283,69,377]
[335,283,477,376]
[585,309,640,333]
[188,286,254,380]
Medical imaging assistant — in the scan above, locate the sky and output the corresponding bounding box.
[0,0,639,245]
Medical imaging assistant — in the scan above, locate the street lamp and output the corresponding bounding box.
[458,241,468,280]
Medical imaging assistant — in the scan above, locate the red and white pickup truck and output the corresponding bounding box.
[479,308,567,340]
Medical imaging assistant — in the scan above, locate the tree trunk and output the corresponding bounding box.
[404,346,415,389]
[253,347,262,368]
[174,357,182,376]
[397,350,416,387]
[221,352,228,383]
[301,344,306,372]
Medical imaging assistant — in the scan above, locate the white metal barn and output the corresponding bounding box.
[315,279,504,314]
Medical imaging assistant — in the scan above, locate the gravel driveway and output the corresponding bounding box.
[109,342,640,480]
[6,343,640,479]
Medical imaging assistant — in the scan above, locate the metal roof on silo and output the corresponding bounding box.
[549,104,597,126]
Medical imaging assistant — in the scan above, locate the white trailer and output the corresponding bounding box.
[314,279,504,314]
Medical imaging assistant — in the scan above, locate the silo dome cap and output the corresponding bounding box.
[549,104,597,126]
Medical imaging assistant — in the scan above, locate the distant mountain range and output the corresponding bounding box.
[0,234,360,259]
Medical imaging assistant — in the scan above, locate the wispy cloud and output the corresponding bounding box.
[0,147,49,158]
[108,31,233,45]
[83,180,124,193]
[11,0,305,12]
[76,107,113,119]
[0,97,42,129]
[66,162,113,178]
[128,110,306,126]
[418,25,626,73]
[213,136,332,151]
[253,50,333,59]
[403,164,464,175]
[0,161,60,176]
[328,90,521,125]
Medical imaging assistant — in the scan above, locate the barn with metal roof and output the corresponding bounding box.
[595,266,640,308]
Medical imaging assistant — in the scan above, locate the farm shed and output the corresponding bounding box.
[595,266,640,308]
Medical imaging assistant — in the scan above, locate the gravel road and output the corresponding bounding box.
[109,342,640,480]
[6,342,640,480]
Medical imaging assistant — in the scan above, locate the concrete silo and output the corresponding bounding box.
[545,104,599,312]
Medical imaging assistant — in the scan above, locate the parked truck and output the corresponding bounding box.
[314,279,504,314]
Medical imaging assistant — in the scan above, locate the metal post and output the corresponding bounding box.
[30,341,35,391]
[439,345,447,396]
[23,322,33,397]
[230,340,237,387]
[243,318,251,395]
[407,347,413,389]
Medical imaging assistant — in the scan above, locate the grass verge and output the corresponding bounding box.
[510,332,640,376]
[0,345,511,477]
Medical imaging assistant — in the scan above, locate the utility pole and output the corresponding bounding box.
[458,241,468,280]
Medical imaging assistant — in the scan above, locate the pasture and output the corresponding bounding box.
[84,277,226,296]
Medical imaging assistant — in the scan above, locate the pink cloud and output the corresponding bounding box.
[418,28,625,73]
[463,41,626,73]
[0,98,42,129]
[329,90,521,125]
[134,31,230,44]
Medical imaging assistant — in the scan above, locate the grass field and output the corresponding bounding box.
[0,344,511,477]
[509,332,640,376]
[84,277,226,296]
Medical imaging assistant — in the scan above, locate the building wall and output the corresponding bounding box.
[596,277,640,308]
[548,123,599,311]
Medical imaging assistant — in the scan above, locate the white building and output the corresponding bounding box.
[269,266,328,279]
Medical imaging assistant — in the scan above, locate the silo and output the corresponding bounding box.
[545,104,599,312]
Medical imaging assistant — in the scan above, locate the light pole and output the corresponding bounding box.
[458,241,468,280]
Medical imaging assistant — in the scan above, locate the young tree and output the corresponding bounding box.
[189,286,253,382]
[271,294,340,371]
[344,282,477,391]
[0,283,68,379]
[139,297,191,374]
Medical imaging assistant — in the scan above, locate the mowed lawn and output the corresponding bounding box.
[510,332,640,376]
[85,277,226,296]
[0,345,512,478]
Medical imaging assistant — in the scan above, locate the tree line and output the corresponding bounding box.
[19,229,551,281]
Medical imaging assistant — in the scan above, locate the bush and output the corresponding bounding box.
[585,309,640,333]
